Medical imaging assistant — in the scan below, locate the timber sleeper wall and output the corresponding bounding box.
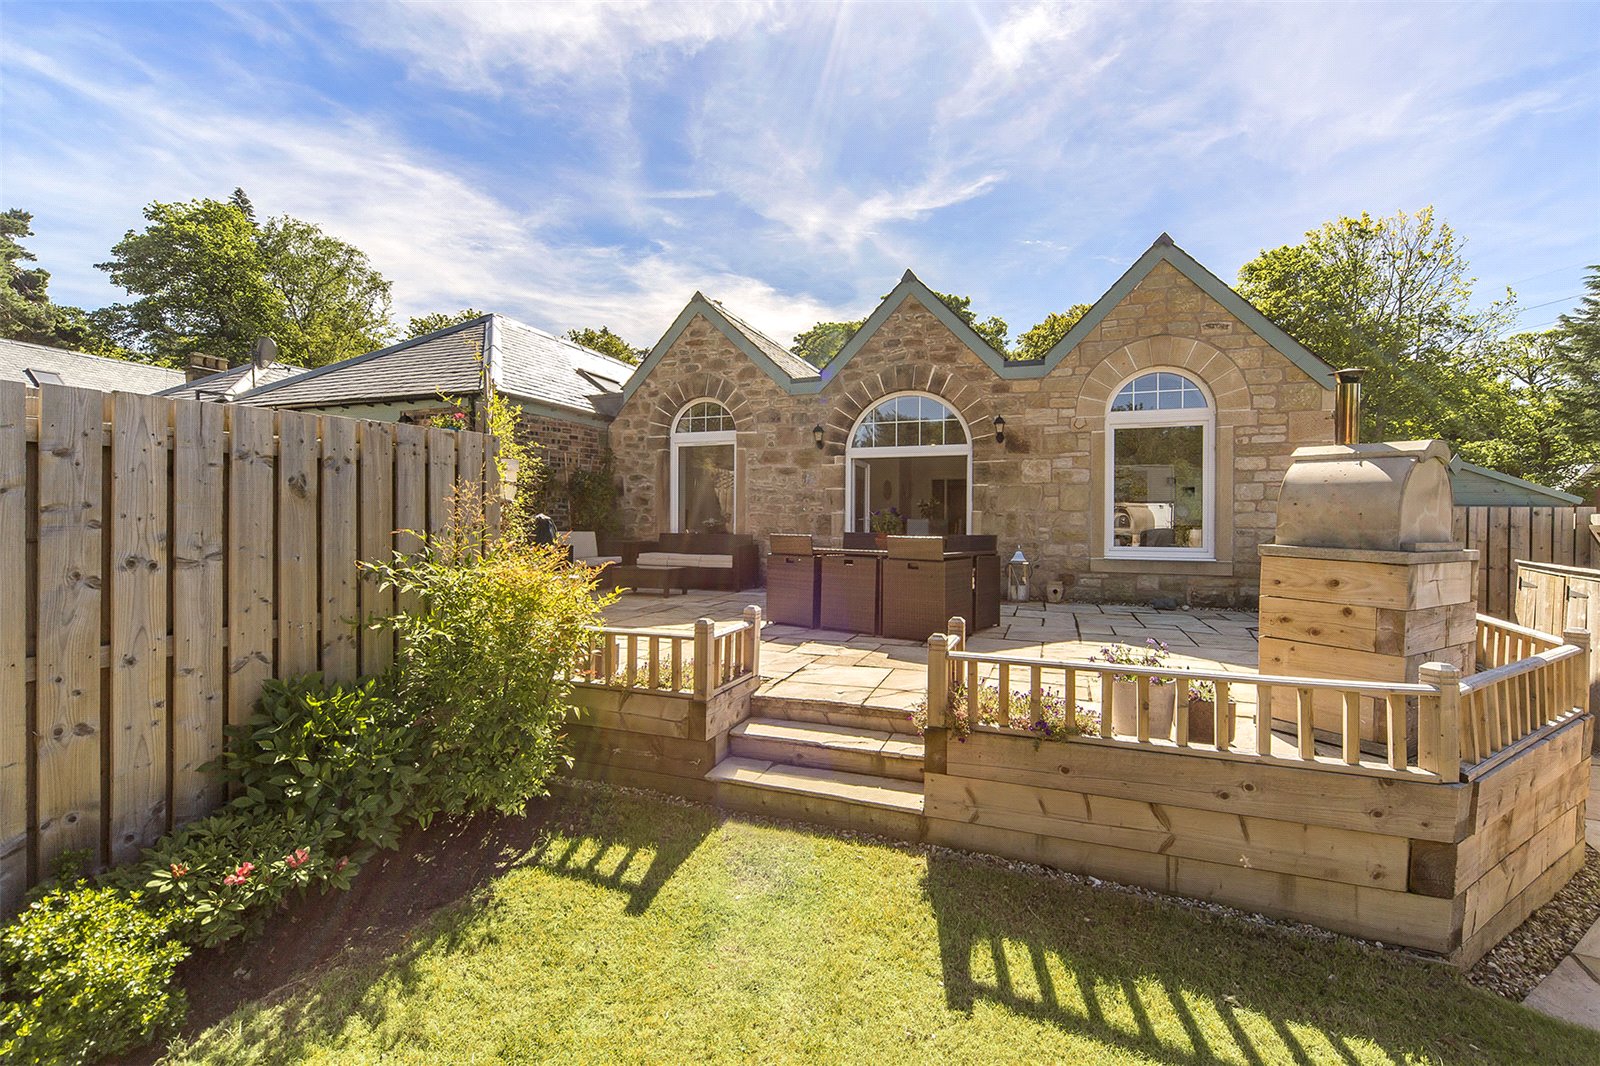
[0,382,494,912]
[923,713,1590,964]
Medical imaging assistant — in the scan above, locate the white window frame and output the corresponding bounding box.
[844,391,973,534]
[1104,369,1216,561]
[669,398,737,533]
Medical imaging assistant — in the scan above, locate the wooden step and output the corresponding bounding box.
[706,757,924,841]
[750,693,921,735]
[730,717,924,781]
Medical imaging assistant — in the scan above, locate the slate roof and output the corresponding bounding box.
[155,361,308,401]
[710,299,820,381]
[234,315,633,420]
[0,337,184,394]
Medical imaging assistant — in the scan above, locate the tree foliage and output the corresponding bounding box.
[1454,330,1594,490]
[0,209,123,355]
[1014,304,1092,361]
[1553,265,1600,451]
[933,291,1009,355]
[1236,207,1513,442]
[97,194,396,367]
[257,216,394,366]
[566,325,643,364]
[408,309,483,337]
[793,319,864,368]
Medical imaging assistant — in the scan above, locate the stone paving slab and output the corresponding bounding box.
[601,589,1260,711]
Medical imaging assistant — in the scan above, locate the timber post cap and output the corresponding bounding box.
[1274,439,1456,552]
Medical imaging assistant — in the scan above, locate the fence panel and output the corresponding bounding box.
[1455,506,1599,618]
[0,386,492,911]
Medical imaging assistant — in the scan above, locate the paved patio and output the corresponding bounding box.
[601,589,1260,712]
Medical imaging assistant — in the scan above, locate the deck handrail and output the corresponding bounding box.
[1458,625,1589,763]
[572,608,762,698]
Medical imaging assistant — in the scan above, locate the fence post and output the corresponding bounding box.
[947,616,966,652]
[1419,662,1462,781]
[743,605,763,681]
[925,633,949,775]
[1564,628,1592,716]
[693,617,715,701]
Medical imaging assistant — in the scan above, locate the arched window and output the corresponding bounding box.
[1106,371,1214,557]
[846,393,971,535]
[670,400,737,533]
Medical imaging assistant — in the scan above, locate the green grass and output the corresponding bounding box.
[166,787,1598,1065]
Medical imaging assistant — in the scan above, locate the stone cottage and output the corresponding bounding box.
[608,235,1339,606]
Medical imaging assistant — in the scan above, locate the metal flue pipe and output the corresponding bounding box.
[1333,368,1366,446]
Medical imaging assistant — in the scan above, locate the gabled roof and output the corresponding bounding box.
[1032,234,1336,387]
[155,360,307,401]
[0,336,184,394]
[235,314,634,421]
[624,234,1335,404]
[623,292,820,404]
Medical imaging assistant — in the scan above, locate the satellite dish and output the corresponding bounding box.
[252,336,278,370]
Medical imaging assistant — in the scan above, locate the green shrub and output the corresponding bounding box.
[132,675,419,946]
[368,534,610,819]
[0,881,188,1065]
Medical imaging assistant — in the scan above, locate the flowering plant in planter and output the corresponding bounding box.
[909,683,1099,741]
[1090,639,1172,683]
[868,507,906,535]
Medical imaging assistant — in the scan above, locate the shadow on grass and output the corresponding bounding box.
[923,851,1573,1066]
[160,786,716,1062]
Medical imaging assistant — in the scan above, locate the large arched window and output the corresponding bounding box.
[670,400,736,533]
[1106,371,1214,558]
[845,393,971,535]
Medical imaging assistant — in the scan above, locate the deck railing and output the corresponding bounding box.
[1459,616,1590,768]
[574,606,762,699]
[926,615,1591,782]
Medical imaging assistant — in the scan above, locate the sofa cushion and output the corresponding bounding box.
[692,554,735,569]
[637,551,701,568]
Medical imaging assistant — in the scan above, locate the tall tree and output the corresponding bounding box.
[0,209,121,353]
[257,216,394,366]
[1236,207,1514,442]
[1454,330,1596,490]
[229,187,256,224]
[566,325,643,364]
[1553,265,1600,451]
[792,319,863,368]
[1013,304,1093,361]
[96,198,281,366]
[98,196,399,367]
[407,309,483,337]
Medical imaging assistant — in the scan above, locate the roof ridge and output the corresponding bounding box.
[236,315,492,401]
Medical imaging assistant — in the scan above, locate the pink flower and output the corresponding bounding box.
[222,861,255,887]
[453,411,466,421]
[169,862,188,878]
[285,848,310,870]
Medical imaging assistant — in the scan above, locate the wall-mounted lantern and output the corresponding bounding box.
[812,424,825,450]
[1006,547,1031,602]
[993,415,1006,445]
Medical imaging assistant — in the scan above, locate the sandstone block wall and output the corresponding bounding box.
[609,262,1335,605]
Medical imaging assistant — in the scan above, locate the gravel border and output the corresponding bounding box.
[1468,845,1600,1001]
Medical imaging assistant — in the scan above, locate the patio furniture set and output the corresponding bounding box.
[564,530,760,596]
[767,533,1002,641]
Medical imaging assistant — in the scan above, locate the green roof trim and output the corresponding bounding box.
[1034,234,1335,388]
[623,234,1336,405]
[1449,456,1583,505]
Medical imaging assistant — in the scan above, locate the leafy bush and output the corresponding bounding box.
[368,531,610,819]
[566,450,622,537]
[0,881,188,1065]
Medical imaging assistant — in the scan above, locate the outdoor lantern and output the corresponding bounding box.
[813,424,825,450]
[1006,547,1031,602]
[500,455,521,502]
[993,415,1006,444]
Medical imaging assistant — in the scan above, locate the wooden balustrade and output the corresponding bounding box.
[575,607,762,698]
[1477,613,1564,670]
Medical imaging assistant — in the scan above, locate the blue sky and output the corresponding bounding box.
[2,1,1597,350]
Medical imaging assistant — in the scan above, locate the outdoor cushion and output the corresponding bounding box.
[637,551,700,568]
[692,554,735,569]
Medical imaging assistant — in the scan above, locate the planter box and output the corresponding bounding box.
[1110,680,1176,739]
[1187,697,1238,746]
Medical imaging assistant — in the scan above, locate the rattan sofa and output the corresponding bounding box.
[630,532,760,591]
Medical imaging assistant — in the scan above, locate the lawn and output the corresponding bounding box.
[163,785,1597,1065]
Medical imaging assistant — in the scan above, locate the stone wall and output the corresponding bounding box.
[609,261,1335,605]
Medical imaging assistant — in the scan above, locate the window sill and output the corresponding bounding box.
[1091,557,1234,577]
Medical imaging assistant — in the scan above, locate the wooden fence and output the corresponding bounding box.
[1454,505,1599,620]
[0,382,495,910]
